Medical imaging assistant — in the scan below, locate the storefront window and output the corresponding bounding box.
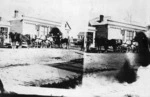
[40,26,49,36]
[121,30,125,41]
[126,31,134,41]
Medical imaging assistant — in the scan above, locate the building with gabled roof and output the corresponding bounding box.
[89,15,146,43]
[10,10,71,39]
[77,32,84,40]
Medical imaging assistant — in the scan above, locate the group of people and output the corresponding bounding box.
[8,32,57,49]
[79,28,150,53]
[94,35,147,53]
[8,32,69,49]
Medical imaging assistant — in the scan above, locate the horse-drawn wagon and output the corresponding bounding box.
[8,27,70,49]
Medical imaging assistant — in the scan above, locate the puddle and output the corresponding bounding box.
[51,57,62,60]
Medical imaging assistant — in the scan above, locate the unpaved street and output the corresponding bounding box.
[0,48,83,90]
[80,52,150,97]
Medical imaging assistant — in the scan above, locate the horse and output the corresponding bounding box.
[46,36,53,48]
[19,34,32,48]
[34,38,42,48]
[95,37,123,53]
[95,37,108,53]
[107,39,117,52]
[31,35,48,48]
[107,39,123,52]
[9,32,22,48]
[61,38,69,49]
[9,32,35,48]
[9,32,16,48]
[40,35,52,48]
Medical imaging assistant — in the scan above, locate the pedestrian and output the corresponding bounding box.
[9,32,16,49]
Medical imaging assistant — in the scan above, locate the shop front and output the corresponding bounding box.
[0,25,10,47]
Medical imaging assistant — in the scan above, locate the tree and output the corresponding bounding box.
[124,11,133,23]
[49,27,62,37]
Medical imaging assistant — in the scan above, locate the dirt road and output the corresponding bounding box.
[0,48,83,90]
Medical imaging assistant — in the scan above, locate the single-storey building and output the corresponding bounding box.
[89,15,146,43]
[77,32,84,40]
[10,10,71,39]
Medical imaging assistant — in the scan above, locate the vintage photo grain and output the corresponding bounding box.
[0,0,150,97]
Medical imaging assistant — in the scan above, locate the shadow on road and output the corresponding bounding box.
[41,58,83,89]
[47,58,83,73]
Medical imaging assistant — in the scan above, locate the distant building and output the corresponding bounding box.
[89,15,146,43]
[10,10,71,39]
[70,37,78,45]
[77,32,84,40]
[61,21,71,38]
[0,17,10,46]
[77,27,96,49]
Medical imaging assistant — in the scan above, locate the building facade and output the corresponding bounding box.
[77,32,84,40]
[89,15,146,43]
[10,10,71,39]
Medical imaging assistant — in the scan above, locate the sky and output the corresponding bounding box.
[0,0,149,37]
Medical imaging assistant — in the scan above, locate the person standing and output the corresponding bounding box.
[9,32,16,49]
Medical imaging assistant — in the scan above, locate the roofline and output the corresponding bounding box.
[23,19,61,27]
[109,24,146,31]
[66,22,71,29]
[9,16,62,25]
[77,32,84,36]
[107,19,146,29]
[24,16,61,24]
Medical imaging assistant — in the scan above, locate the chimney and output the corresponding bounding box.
[14,10,19,18]
[99,15,104,22]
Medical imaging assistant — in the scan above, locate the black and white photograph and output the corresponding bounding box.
[0,0,150,97]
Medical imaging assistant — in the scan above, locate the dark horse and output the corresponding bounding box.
[133,31,150,66]
[95,37,108,52]
[61,38,69,49]
[107,39,122,52]
[95,37,122,52]
[9,32,22,48]
[9,32,32,48]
